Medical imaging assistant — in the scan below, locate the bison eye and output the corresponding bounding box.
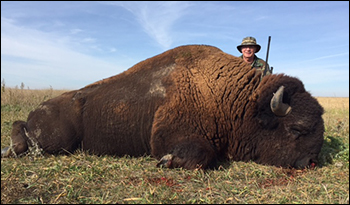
[290,127,309,140]
[291,128,301,138]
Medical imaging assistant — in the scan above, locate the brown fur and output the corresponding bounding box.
[2,45,324,170]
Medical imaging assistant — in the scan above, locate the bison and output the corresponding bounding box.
[1,45,324,170]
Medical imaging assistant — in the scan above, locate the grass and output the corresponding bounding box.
[1,86,349,204]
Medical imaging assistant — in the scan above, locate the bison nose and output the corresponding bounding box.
[309,158,318,168]
[295,157,318,169]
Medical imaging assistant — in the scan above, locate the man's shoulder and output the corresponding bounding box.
[255,56,266,64]
[254,56,266,67]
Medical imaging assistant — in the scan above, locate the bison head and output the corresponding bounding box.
[247,75,325,169]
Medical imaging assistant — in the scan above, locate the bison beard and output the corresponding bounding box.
[1,45,325,170]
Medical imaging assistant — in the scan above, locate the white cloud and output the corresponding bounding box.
[70,28,83,34]
[82,37,96,43]
[1,17,123,89]
[106,1,192,50]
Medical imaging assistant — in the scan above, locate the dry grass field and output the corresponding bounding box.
[1,86,349,204]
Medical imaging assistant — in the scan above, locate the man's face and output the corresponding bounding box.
[241,45,256,58]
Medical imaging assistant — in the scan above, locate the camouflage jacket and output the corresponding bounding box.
[240,55,272,78]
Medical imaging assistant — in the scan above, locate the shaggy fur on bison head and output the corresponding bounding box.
[227,73,325,168]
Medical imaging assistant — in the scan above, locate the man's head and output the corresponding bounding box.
[237,37,261,60]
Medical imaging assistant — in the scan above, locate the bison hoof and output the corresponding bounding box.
[1,147,10,158]
[156,154,173,168]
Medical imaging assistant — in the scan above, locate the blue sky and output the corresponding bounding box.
[1,1,349,97]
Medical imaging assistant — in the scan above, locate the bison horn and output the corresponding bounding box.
[270,86,292,117]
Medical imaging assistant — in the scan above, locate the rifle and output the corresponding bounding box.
[263,36,271,76]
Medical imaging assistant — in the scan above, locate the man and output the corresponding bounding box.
[237,36,272,78]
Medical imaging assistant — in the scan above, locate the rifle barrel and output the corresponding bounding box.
[265,36,271,65]
[263,36,271,76]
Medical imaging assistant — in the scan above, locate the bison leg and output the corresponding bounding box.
[154,136,217,170]
[1,121,29,158]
